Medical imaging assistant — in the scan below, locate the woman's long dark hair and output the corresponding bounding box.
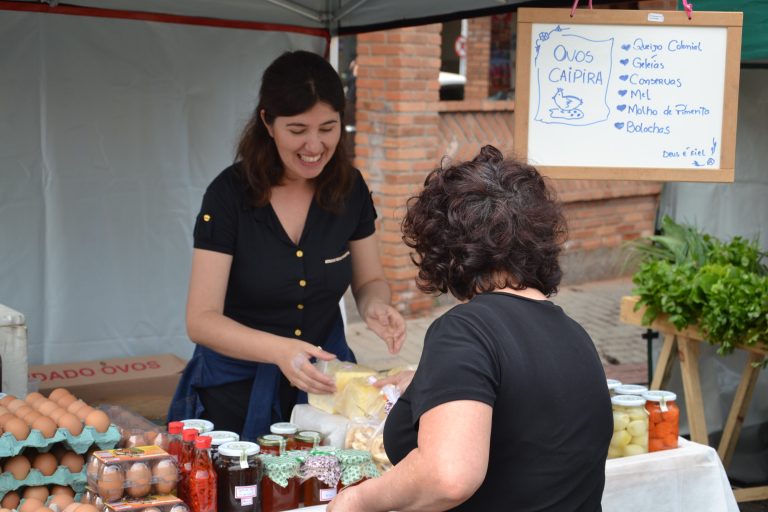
[236,50,353,211]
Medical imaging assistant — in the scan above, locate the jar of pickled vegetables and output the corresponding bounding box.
[609,394,648,459]
[607,379,622,396]
[261,455,301,512]
[643,390,680,452]
[613,384,648,397]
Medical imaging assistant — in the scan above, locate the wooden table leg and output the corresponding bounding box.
[650,333,677,390]
[677,336,709,445]
[718,352,765,469]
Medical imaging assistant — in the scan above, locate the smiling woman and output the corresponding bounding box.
[167,50,406,441]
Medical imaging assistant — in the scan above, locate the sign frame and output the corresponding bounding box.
[513,8,743,182]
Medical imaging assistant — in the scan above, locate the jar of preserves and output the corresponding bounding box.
[336,449,379,490]
[207,431,240,463]
[300,454,341,506]
[270,422,298,451]
[215,441,261,512]
[607,379,622,396]
[643,390,680,452]
[609,394,648,459]
[257,434,286,456]
[294,430,322,451]
[261,455,300,512]
[613,384,648,397]
[182,419,215,434]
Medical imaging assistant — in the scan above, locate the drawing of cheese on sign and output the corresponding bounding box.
[533,25,613,126]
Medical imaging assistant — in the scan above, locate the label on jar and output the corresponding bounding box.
[319,488,337,502]
[235,484,258,505]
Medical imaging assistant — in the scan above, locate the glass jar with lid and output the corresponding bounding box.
[609,394,648,459]
[300,454,341,506]
[336,449,379,490]
[294,430,322,451]
[261,455,300,512]
[257,434,287,456]
[207,431,240,463]
[643,390,680,452]
[269,422,298,451]
[215,441,261,512]
[607,379,622,396]
[613,384,648,397]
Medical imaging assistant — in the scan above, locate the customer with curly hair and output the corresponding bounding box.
[329,145,612,511]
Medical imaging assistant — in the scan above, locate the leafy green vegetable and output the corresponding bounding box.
[629,216,768,365]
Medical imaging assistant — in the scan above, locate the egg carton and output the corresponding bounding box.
[87,446,179,503]
[0,425,121,457]
[0,467,86,498]
[9,492,84,511]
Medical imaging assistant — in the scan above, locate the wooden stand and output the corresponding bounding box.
[620,295,768,503]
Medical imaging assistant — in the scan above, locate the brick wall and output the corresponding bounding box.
[464,17,491,100]
[354,25,443,316]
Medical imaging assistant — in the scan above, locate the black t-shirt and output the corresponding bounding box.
[193,163,377,345]
[384,292,612,511]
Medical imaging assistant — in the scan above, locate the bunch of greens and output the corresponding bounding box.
[630,216,768,359]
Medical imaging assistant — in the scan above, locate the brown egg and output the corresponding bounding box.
[37,507,55,512]
[125,462,152,498]
[57,413,83,436]
[0,508,13,512]
[24,392,45,405]
[144,430,159,445]
[61,503,81,512]
[60,452,84,473]
[84,410,110,433]
[56,394,77,409]
[49,494,75,510]
[18,498,44,512]
[22,486,49,502]
[50,485,74,497]
[31,416,58,438]
[22,410,42,425]
[77,505,99,512]
[66,400,87,416]
[33,452,58,476]
[48,389,71,402]
[0,405,9,415]
[3,454,31,479]
[152,458,179,495]
[4,416,30,440]
[0,394,17,406]
[7,399,27,412]
[15,405,34,418]
[0,492,20,510]
[75,406,94,422]
[0,412,16,427]
[96,464,125,501]
[48,408,68,423]
[35,400,59,416]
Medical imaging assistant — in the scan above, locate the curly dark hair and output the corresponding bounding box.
[401,145,567,300]
[236,50,353,212]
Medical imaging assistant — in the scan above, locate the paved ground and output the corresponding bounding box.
[347,276,650,384]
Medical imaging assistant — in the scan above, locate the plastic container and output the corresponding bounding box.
[261,455,300,512]
[215,441,261,512]
[89,445,180,502]
[269,423,298,451]
[643,390,680,452]
[609,394,648,459]
[188,435,216,512]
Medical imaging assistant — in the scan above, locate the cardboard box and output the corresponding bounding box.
[28,353,187,422]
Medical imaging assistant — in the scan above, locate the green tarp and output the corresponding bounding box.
[679,0,768,61]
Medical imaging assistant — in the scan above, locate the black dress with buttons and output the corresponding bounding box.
[190,163,376,433]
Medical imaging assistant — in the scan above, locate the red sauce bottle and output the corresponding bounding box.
[178,427,199,503]
[166,421,185,463]
[188,435,217,512]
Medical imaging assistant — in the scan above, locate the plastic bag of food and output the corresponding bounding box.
[308,360,378,415]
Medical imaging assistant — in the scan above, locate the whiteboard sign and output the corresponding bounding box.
[514,9,743,182]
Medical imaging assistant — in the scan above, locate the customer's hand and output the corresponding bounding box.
[327,485,365,511]
[274,339,337,394]
[363,301,406,354]
[373,370,415,395]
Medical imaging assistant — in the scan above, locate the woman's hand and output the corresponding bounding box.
[273,339,337,394]
[363,301,406,354]
[373,370,415,395]
[327,485,366,511]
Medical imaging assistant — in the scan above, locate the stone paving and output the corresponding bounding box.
[347,276,650,385]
